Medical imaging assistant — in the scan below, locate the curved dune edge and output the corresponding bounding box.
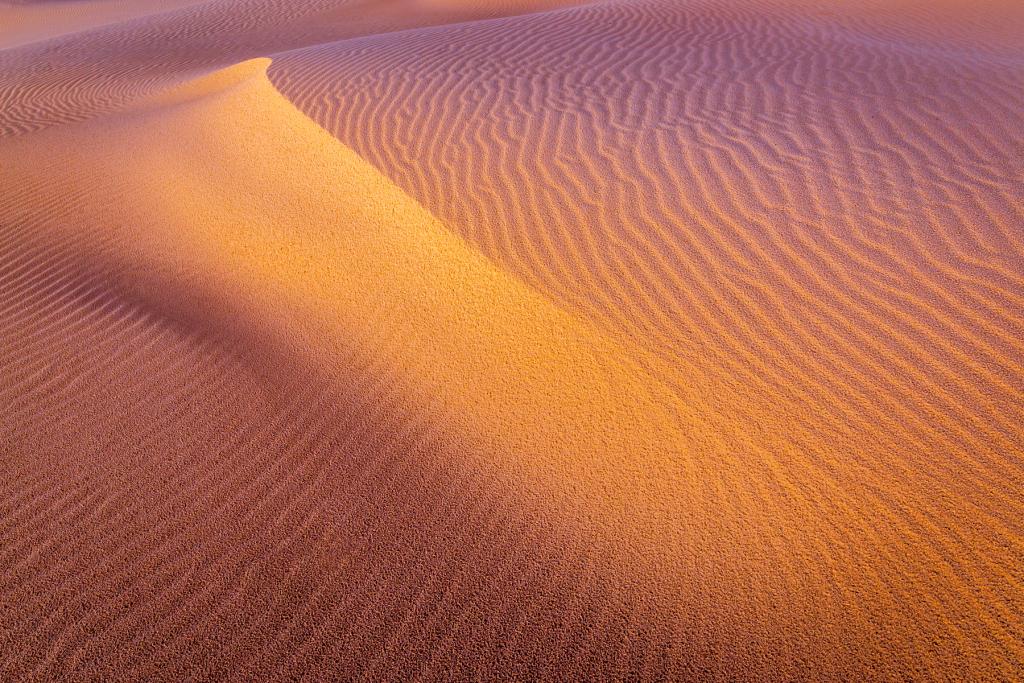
[1,44,1022,679]
[0,56,736,656]
[0,57,709,679]
[10,54,943,679]
[263,4,1024,676]
[16,57,706,547]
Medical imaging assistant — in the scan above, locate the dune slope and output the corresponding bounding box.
[0,57,695,680]
[1,0,1023,680]
[268,5,1024,675]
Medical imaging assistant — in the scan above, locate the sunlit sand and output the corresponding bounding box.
[2,0,1023,680]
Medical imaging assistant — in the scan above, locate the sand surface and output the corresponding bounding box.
[1,0,1023,680]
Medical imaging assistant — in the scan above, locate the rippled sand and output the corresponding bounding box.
[2,1,1023,680]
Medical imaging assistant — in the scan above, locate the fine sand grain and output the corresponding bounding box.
[1,0,1023,680]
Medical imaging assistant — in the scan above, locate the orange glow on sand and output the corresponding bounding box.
[1,1,1023,680]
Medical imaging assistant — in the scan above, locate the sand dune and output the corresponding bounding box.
[1,0,1023,680]
[269,5,1024,672]
[1,57,686,680]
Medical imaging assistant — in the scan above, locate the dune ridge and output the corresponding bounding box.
[1,0,1023,680]
[4,56,824,680]
[0,58,694,680]
[268,12,1024,670]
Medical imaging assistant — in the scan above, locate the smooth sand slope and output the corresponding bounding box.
[1,0,1023,680]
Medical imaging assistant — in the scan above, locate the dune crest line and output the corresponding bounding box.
[2,0,1024,680]
[1,56,777,680]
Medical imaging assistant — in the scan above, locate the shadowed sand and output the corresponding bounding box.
[1,0,1023,680]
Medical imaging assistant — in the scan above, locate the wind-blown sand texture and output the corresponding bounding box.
[1,0,1023,680]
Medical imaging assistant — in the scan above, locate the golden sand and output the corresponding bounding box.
[1,0,1022,680]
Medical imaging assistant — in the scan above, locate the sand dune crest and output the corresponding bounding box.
[1,57,752,679]
[1,0,1023,679]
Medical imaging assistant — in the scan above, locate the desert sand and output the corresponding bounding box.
[1,0,1023,680]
